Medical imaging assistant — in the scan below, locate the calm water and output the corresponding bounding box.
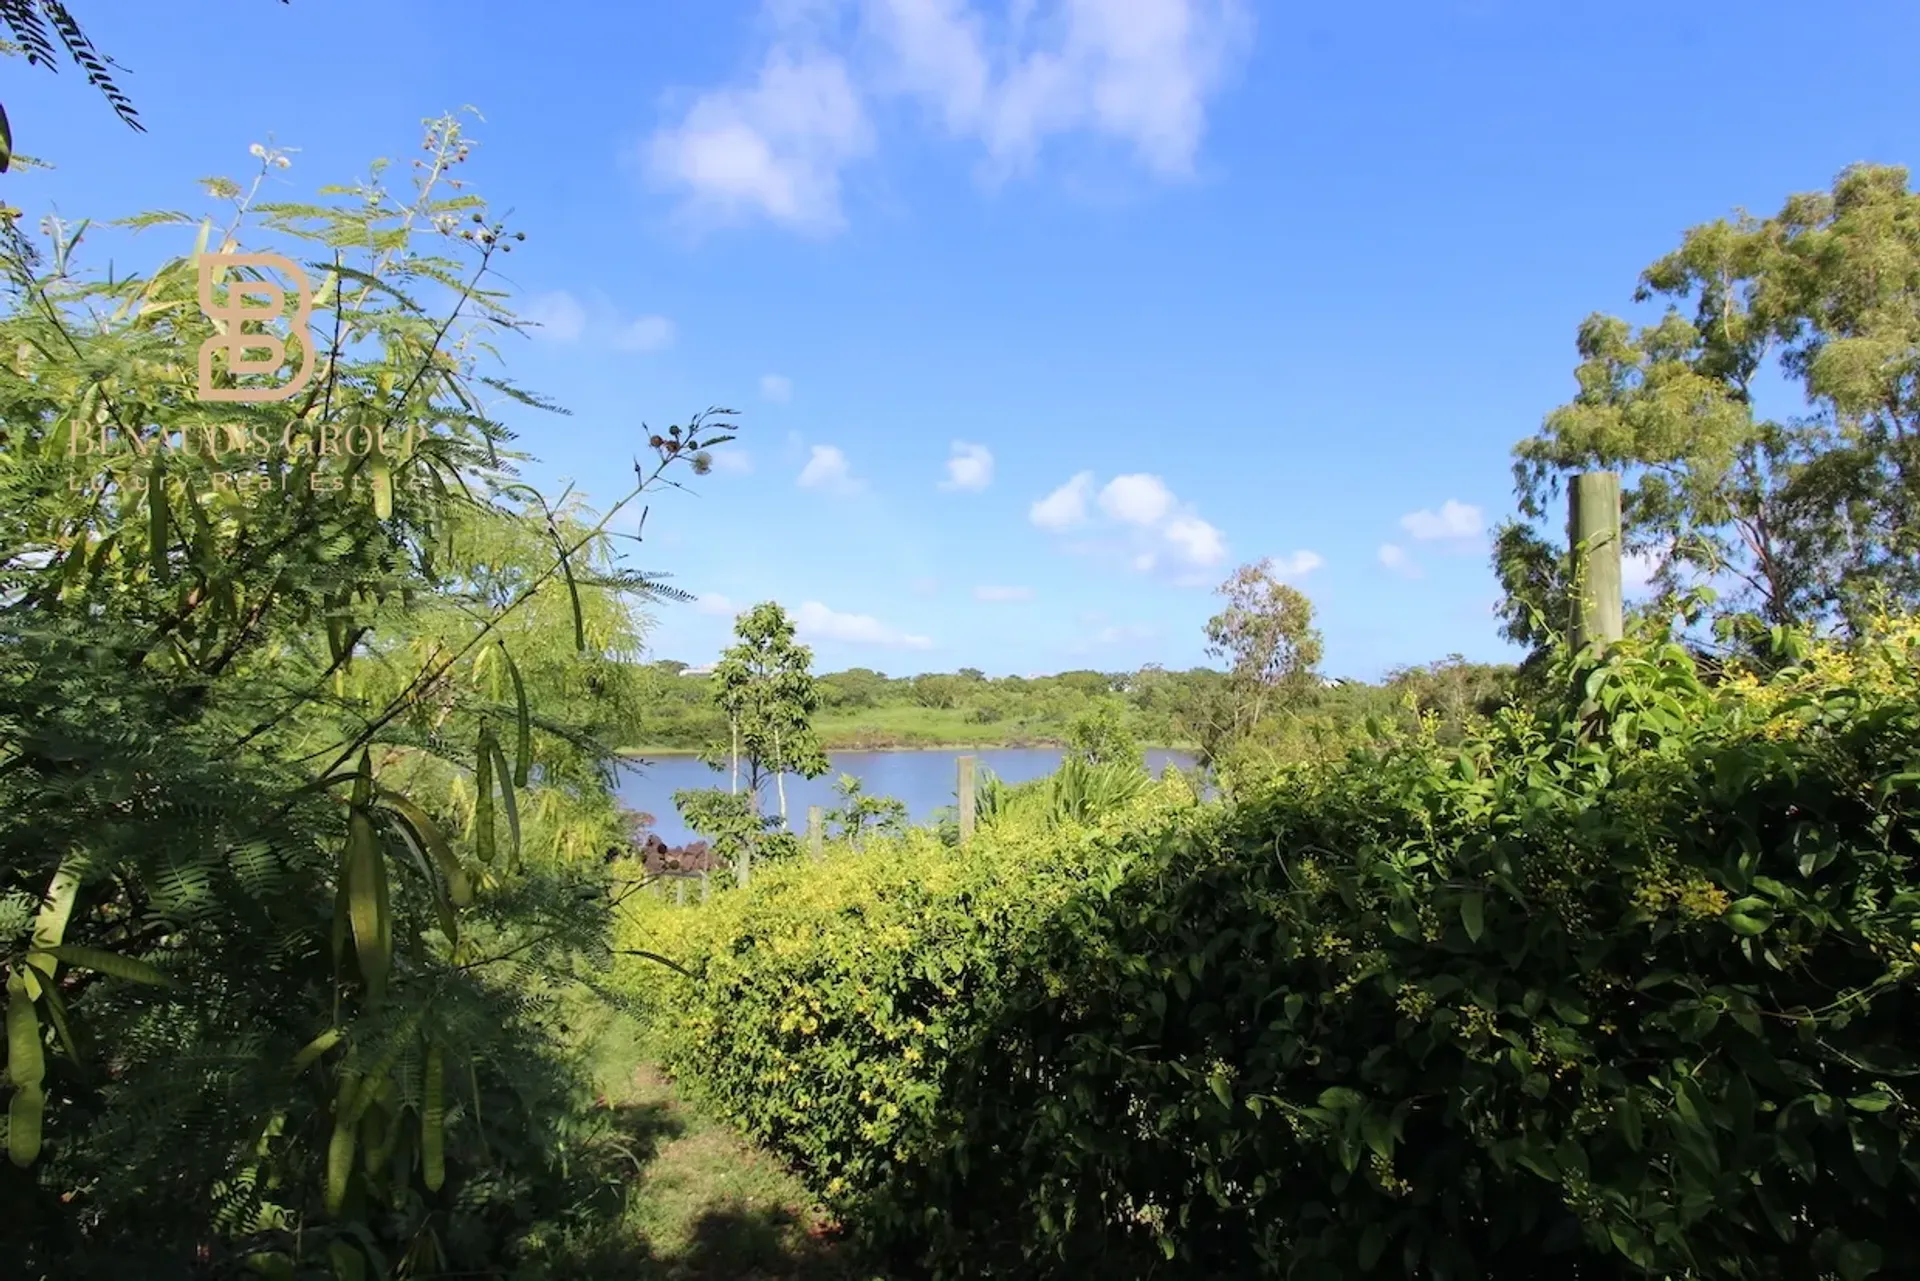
[615,747,1199,846]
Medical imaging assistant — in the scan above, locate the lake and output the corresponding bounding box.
[615,747,1200,846]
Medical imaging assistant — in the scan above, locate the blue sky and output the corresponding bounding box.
[12,0,1920,678]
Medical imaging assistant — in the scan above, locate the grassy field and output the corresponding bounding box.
[622,704,1075,755]
[622,705,1196,756]
[572,1016,879,1279]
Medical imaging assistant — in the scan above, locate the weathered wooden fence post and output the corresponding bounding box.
[1568,471,1625,654]
[675,876,688,907]
[700,871,711,902]
[957,754,977,847]
[808,805,825,862]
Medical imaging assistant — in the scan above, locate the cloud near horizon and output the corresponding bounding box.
[1031,469,1232,584]
[794,600,934,648]
[520,289,675,350]
[642,0,1256,233]
[1401,499,1484,543]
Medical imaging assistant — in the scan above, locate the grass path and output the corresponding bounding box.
[574,1022,885,1279]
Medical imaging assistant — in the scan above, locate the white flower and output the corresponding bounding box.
[248,142,266,158]
[273,155,291,169]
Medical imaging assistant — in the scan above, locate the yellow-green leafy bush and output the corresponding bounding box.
[620,621,1920,1280]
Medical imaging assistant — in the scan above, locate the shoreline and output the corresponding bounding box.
[616,740,1198,759]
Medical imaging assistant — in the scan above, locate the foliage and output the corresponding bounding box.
[615,611,1920,1279]
[1500,163,1920,663]
[671,787,798,887]
[0,118,724,1278]
[1194,559,1324,764]
[701,602,828,822]
[823,774,907,850]
[1063,697,1144,770]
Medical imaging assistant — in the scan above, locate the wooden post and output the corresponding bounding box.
[700,871,711,902]
[736,843,751,891]
[675,876,688,907]
[808,805,825,862]
[1569,471,1624,654]
[957,755,977,847]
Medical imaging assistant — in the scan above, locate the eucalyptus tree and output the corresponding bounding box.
[1197,559,1324,761]
[1499,163,1920,663]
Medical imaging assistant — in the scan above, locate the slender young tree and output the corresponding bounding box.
[701,602,829,822]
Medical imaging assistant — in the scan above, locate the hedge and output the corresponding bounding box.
[615,618,1920,1279]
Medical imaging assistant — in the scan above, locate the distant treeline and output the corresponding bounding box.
[626,656,1520,757]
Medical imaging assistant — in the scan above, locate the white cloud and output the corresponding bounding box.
[760,373,793,402]
[1162,514,1226,569]
[1030,470,1095,529]
[645,50,875,233]
[1070,620,1158,654]
[707,448,754,474]
[693,593,740,616]
[644,0,1255,232]
[1098,473,1175,526]
[1265,550,1325,579]
[973,584,1033,602]
[794,600,933,648]
[1378,542,1420,578]
[612,314,677,352]
[940,440,994,491]
[522,290,588,342]
[519,289,678,351]
[797,443,862,493]
[1401,499,1484,542]
[1035,468,1227,582]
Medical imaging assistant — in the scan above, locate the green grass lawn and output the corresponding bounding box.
[622,704,1072,755]
[568,1015,883,1280]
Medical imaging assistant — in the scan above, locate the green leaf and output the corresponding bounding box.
[1460,891,1485,943]
[44,945,171,987]
[1847,1091,1894,1113]
[148,454,170,583]
[1358,1222,1386,1269]
[485,727,521,872]
[345,804,390,999]
[556,540,586,652]
[474,728,496,865]
[368,449,392,520]
[377,790,472,907]
[1836,1239,1883,1280]
[290,1027,344,1076]
[0,100,13,174]
[500,642,532,787]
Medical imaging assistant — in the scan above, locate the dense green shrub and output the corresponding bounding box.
[619,619,1920,1279]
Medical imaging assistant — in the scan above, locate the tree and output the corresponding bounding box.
[1500,163,1920,661]
[911,672,963,709]
[704,602,828,822]
[824,773,908,849]
[1064,698,1145,770]
[0,113,732,1273]
[1199,560,1324,759]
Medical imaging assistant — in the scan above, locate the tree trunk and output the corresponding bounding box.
[773,725,788,821]
[729,716,740,794]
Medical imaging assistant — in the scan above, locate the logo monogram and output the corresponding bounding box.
[195,252,315,403]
